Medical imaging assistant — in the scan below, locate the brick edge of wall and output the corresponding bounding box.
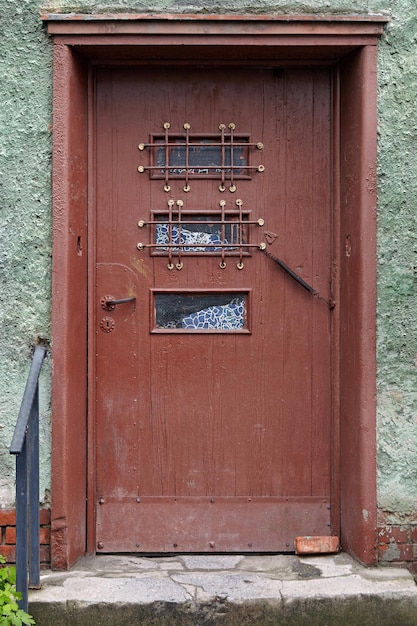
[378,511,417,575]
[378,526,417,574]
[0,508,51,568]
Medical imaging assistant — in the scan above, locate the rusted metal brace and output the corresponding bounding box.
[260,248,335,309]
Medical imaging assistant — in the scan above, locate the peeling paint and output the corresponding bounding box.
[379,541,401,562]
[131,257,149,277]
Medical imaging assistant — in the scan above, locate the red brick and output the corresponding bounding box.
[3,523,50,547]
[379,543,414,562]
[0,510,16,526]
[40,509,51,525]
[40,545,50,564]
[40,527,50,545]
[0,509,50,526]
[378,528,390,544]
[390,526,409,543]
[378,544,388,559]
[295,536,339,554]
[378,525,409,544]
[0,545,16,562]
[398,544,414,561]
[410,526,417,543]
[4,527,16,545]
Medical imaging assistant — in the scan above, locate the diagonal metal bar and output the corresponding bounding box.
[10,345,46,455]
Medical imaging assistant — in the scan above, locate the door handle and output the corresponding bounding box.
[100,295,136,311]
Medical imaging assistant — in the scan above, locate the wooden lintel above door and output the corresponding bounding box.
[42,13,389,64]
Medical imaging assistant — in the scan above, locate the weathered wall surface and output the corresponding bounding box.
[376,2,417,522]
[0,0,416,543]
[0,0,52,507]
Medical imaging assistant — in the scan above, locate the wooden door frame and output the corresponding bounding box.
[44,13,388,569]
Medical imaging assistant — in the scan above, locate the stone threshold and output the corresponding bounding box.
[29,552,417,625]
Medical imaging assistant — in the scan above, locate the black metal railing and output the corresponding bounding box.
[9,344,47,612]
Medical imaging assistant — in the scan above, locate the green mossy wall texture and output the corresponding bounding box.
[0,0,52,507]
[0,0,416,523]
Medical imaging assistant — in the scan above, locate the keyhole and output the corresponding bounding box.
[100,317,115,333]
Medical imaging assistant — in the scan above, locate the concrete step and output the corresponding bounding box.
[29,553,417,625]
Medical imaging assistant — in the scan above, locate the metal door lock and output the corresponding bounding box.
[100,317,115,333]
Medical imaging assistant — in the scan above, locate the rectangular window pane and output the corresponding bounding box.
[151,135,250,178]
[154,213,248,254]
[153,291,249,333]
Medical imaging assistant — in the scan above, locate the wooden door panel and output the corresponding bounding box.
[95,263,142,499]
[94,66,334,552]
[97,498,331,553]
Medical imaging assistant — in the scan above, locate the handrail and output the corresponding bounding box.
[9,344,47,613]
[10,346,46,454]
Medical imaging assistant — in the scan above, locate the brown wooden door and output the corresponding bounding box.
[94,66,334,553]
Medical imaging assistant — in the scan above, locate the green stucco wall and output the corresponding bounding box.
[0,0,416,525]
[0,1,52,507]
[376,2,417,519]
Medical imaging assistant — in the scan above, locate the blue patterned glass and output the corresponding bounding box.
[154,293,247,331]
